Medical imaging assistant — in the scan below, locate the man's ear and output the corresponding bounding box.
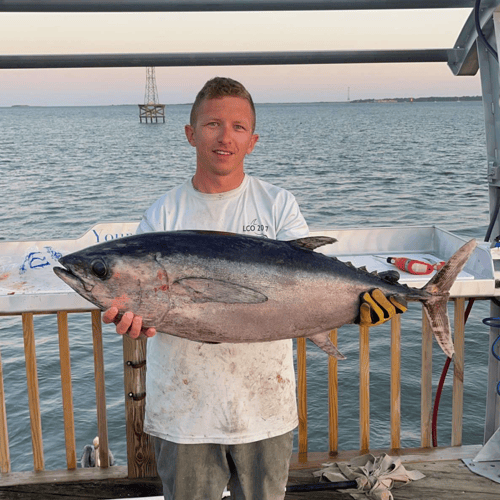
[185,124,196,146]
[247,134,259,154]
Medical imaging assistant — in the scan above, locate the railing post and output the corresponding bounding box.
[123,335,156,478]
[390,315,401,450]
[91,310,110,468]
[328,329,338,455]
[22,312,44,471]
[57,311,77,469]
[0,346,10,473]
[452,298,465,446]
[296,337,308,459]
[359,325,370,452]
[421,310,433,448]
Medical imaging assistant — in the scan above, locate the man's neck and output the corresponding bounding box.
[191,172,245,194]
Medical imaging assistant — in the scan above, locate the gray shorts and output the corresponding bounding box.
[154,431,293,500]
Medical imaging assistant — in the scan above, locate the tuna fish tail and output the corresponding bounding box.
[421,239,477,358]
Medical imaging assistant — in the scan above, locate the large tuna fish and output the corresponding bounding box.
[53,231,477,359]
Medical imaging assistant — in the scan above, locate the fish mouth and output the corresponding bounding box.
[53,261,94,295]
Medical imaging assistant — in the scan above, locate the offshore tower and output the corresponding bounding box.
[138,67,165,123]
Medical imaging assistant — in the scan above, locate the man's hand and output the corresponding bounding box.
[102,307,157,339]
[357,289,408,327]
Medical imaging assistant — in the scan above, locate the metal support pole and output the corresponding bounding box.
[0,49,450,70]
[478,10,500,444]
[0,0,478,14]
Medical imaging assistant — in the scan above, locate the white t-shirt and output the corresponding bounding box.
[140,174,309,444]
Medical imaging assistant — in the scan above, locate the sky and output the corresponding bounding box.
[0,8,484,106]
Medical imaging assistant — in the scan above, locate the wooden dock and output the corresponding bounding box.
[0,446,498,499]
[0,460,497,499]
[287,460,500,499]
[1,308,497,499]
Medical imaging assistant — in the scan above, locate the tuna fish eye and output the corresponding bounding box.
[91,260,108,279]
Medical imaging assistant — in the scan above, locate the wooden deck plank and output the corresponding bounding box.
[0,476,162,499]
[388,460,500,499]
[0,459,498,499]
[287,460,500,499]
[1,446,498,500]
[289,444,482,470]
[0,445,483,487]
[0,466,129,487]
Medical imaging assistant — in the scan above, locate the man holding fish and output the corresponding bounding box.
[102,78,405,500]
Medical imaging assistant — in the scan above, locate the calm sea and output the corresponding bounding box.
[0,101,493,472]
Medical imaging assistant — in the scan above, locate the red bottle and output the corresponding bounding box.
[386,257,434,275]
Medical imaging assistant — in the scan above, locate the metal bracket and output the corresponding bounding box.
[463,458,500,483]
[126,360,146,369]
[488,162,500,186]
[128,392,146,401]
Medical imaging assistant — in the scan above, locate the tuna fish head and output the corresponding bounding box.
[53,242,171,324]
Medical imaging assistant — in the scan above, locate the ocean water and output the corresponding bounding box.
[0,101,494,472]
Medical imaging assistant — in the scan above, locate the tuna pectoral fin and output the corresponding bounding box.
[173,278,268,304]
[308,332,346,360]
[422,298,454,358]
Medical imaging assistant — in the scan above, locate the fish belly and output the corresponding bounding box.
[157,280,361,343]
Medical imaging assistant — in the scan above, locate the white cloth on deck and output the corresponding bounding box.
[313,453,425,500]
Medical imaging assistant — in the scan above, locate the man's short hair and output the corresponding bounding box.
[190,77,256,132]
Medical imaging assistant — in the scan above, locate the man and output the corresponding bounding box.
[103,77,405,500]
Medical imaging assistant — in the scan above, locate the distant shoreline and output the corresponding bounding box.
[349,96,482,104]
[3,96,483,108]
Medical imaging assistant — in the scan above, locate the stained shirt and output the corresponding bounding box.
[141,174,309,444]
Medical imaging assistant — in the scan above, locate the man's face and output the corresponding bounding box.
[185,96,259,181]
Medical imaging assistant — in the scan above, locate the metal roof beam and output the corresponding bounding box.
[448,0,500,75]
[0,49,450,70]
[0,0,476,13]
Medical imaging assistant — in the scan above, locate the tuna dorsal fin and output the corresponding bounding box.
[291,236,337,251]
[308,331,346,359]
[174,278,268,304]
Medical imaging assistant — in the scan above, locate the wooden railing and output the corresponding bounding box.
[0,309,154,477]
[294,298,467,460]
[0,298,468,480]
